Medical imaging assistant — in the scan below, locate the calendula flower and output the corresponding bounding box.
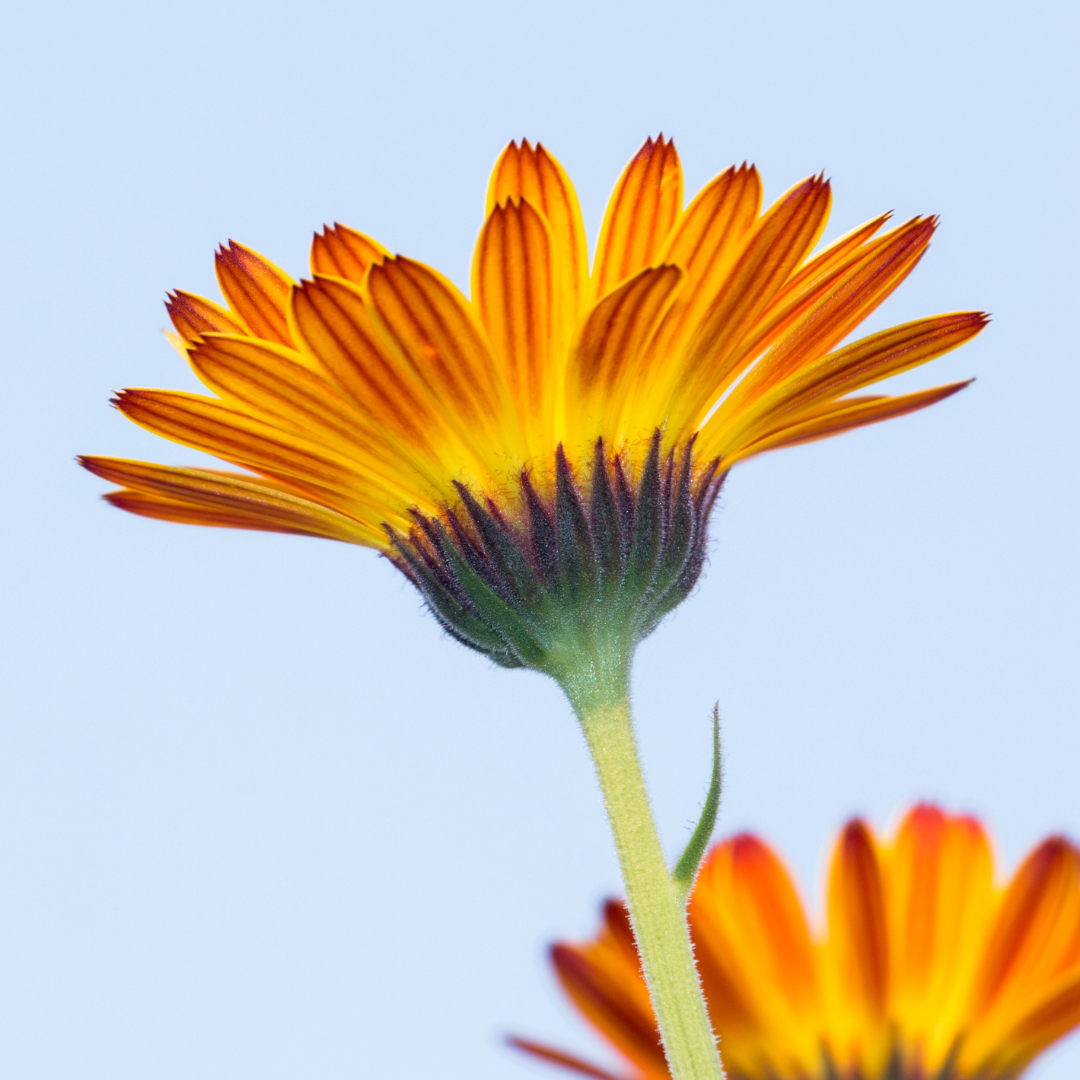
[80,136,983,678]
[514,805,1080,1080]
[80,138,986,1080]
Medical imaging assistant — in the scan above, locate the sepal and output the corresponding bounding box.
[386,434,725,675]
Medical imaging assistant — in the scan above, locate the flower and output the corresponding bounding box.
[81,145,992,1080]
[81,137,985,671]
[514,805,1080,1080]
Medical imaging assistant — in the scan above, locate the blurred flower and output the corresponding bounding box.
[515,805,1080,1080]
[80,137,984,671]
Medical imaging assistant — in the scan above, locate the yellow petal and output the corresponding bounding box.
[487,139,589,318]
[593,136,683,298]
[565,264,683,449]
[215,240,295,346]
[474,197,566,459]
[310,223,389,283]
[645,163,762,364]
[884,806,997,1074]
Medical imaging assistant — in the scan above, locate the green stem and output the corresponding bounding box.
[557,652,724,1080]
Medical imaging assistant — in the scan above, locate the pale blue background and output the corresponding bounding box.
[1,0,1077,1077]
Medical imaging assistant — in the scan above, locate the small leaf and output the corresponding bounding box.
[672,704,723,901]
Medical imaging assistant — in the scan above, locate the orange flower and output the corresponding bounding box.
[80,137,985,670]
[515,806,1080,1080]
[81,136,982,552]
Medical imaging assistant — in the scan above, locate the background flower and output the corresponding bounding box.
[517,806,1080,1080]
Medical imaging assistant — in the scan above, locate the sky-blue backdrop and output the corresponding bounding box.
[1,0,1077,1076]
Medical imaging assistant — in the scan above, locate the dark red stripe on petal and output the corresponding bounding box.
[507,1036,638,1080]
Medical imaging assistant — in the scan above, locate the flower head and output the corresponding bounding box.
[515,806,1080,1080]
[81,138,985,670]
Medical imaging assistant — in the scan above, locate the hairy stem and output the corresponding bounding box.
[556,650,723,1080]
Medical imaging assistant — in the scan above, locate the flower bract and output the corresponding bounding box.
[514,805,1080,1080]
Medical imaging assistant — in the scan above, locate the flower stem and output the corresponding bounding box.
[557,651,724,1080]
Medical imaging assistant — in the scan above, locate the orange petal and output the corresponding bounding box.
[718,217,938,419]
[598,899,640,966]
[717,382,971,466]
[765,212,892,313]
[487,140,589,316]
[310,223,388,283]
[185,333,377,456]
[689,835,821,1077]
[215,240,295,346]
[888,805,995,994]
[473,198,561,459]
[112,388,404,525]
[80,456,376,544]
[719,212,892,372]
[821,819,891,1075]
[166,290,247,344]
[565,264,683,446]
[507,1037,636,1080]
[968,838,1080,1027]
[180,333,441,513]
[103,487,320,535]
[780,311,984,410]
[551,943,668,1078]
[958,837,1080,1075]
[290,275,508,500]
[714,311,986,453]
[645,163,762,365]
[289,275,439,448]
[663,174,832,435]
[884,805,997,1074]
[362,256,519,474]
[974,970,1080,1077]
[593,136,683,298]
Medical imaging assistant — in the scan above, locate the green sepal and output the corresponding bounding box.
[435,523,549,667]
[627,432,662,592]
[453,482,544,607]
[521,470,560,590]
[555,445,594,598]
[385,528,515,660]
[590,437,624,593]
[391,435,725,676]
